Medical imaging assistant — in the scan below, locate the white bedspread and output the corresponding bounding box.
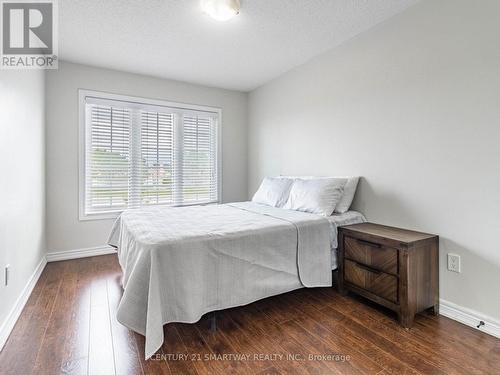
[108,201,332,359]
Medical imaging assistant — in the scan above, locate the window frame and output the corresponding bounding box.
[78,89,223,221]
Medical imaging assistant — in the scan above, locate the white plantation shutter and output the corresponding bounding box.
[84,104,131,215]
[140,111,175,206]
[81,92,220,218]
[182,115,218,204]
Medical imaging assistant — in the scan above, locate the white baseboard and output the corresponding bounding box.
[440,299,500,339]
[46,245,117,262]
[0,257,47,351]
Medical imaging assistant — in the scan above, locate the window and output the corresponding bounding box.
[79,90,220,219]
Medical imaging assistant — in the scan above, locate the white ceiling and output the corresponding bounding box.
[60,0,419,92]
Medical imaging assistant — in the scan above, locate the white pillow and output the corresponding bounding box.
[280,175,359,214]
[334,177,359,214]
[252,177,294,207]
[283,178,346,216]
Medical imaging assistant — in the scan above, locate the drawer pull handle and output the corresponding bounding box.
[356,263,382,275]
[357,239,381,248]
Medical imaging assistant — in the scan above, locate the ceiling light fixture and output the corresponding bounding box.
[201,0,240,22]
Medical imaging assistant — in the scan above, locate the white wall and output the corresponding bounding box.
[248,0,500,320]
[0,71,46,329]
[46,61,248,252]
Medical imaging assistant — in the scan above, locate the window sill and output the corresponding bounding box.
[79,212,121,221]
[79,201,221,221]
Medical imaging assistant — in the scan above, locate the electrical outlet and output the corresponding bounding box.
[447,254,461,273]
[5,264,10,286]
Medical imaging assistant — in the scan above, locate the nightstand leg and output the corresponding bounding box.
[336,274,348,295]
[430,303,439,316]
[398,312,415,328]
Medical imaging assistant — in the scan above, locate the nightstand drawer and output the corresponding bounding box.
[344,259,398,303]
[344,236,398,274]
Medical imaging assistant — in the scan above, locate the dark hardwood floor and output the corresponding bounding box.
[0,255,499,374]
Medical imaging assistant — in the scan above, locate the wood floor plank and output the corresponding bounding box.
[281,318,370,374]
[212,311,276,373]
[59,257,97,375]
[223,310,307,375]
[32,260,79,374]
[252,293,303,325]
[1,255,499,375]
[88,257,116,375]
[230,303,336,375]
[162,324,200,375]
[250,302,342,374]
[176,323,231,375]
[194,315,254,375]
[255,366,281,375]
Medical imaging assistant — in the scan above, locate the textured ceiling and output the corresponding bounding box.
[59,0,419,91]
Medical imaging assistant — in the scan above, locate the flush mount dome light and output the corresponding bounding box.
[201,0,240,21]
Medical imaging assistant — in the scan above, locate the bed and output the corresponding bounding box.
[108,200,365,359]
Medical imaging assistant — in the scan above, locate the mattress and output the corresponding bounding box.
[327,210,366,270]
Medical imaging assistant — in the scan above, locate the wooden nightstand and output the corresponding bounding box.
[338,223,439,328]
